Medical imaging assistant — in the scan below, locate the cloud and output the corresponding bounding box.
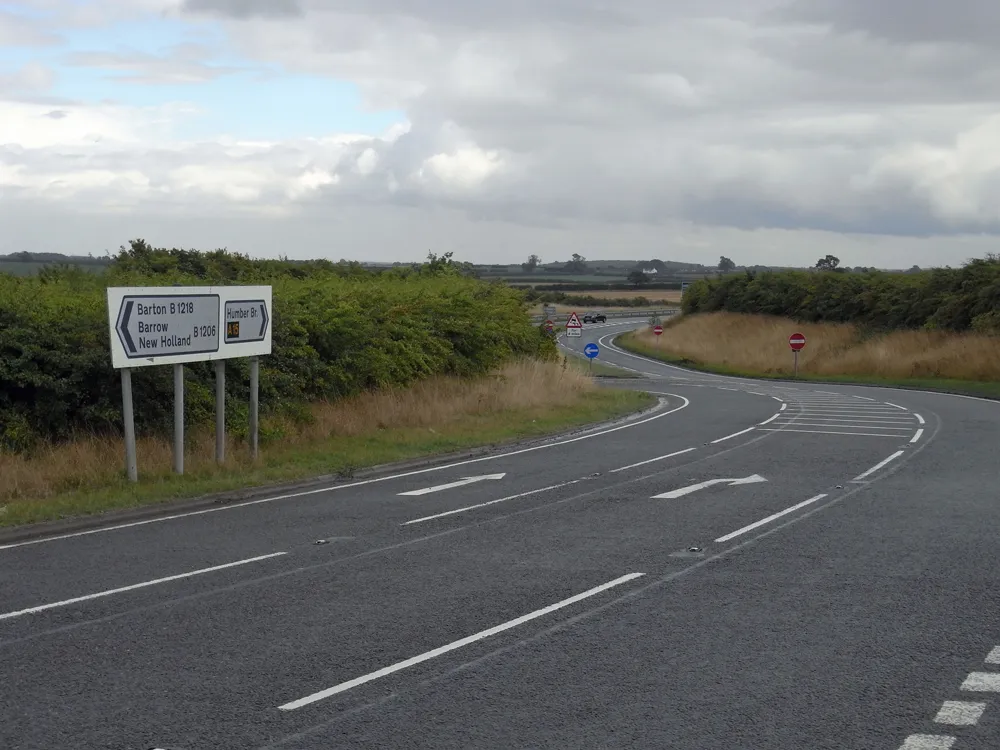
[4,0,1000,266]
[0,8,64,47]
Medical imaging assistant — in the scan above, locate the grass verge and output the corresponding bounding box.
[617,312,1000,400]
[0,360,654,528]
[561,352,639,379]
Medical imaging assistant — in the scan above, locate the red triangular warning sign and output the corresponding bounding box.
[566,312,582,328]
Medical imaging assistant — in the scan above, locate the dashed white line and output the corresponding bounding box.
[961,672,1000,692]
[915,413,926,425]
[771,396,784,403]
[898,735,955,749]
[779,403,787,411]
[934,700,986,726]
[0,552,287,621]
[758,413,780,426]
[853,395,877,401]
[711,426,756,444]
[402,480,582,525]
[911,429,924,443]
[853,450,906,480]
[749,392,766,396]
[278,572,646,710]
[610,447,698,474]
[714,494,827,543]
[885,402,907,410]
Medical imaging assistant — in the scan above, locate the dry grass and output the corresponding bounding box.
[0,359,602,507]
[627,312,1000,380]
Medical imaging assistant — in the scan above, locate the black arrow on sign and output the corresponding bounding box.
[259,302,269,338]
[118,300,137,354]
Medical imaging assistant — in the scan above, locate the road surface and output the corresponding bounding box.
[1,318,998,750]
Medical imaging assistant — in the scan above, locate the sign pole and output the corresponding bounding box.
[794,350,799,378]
[121,368,138,482]
[215,359,225,465]
[173,363,184,474]
[249,356,260,460]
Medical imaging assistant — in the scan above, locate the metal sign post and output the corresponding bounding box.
[788,332,807,378]
[106,285,272,481]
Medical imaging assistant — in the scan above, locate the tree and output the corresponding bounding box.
[564,253,588,273]
[815,254,841,271]
[627,270,649,288]
[521,254,541,272]
[717,256,736,273]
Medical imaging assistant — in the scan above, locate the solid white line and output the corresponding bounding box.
[278,572,646,710]
[758,413,781,426]
[763,428,905,438]
[778,415,914,422]
[961,672,1000,692]
[780,403,787,411]
[0,552,287,621]
[854,450,906,480]
[711,426,756,444]
[885,402,907,410]
[915,413,925,424]
[985,645,1000,664]
[0,395,690,551]
[795,408,910,414]
[911,429,924,443]
[397,473,506,496]
[402,480,581,525]
[714,495,827,543]
[898,735,955,749]
[933,700,986,726]
[609,447,697,473]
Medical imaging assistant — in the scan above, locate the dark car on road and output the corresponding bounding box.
[582,312,607,323]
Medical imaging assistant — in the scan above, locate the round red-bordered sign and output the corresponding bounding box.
[653,325,663,336]
[788,332,807,351]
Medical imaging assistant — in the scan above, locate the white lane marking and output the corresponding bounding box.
[853,395,876,401]
[653,475,767,500]
[915,413,925,424]
[794,408,911,414]
[885,402,907,410]
[402,480,581,525]
[711,426,756,444]
[0,552,287,621]
[898,735,955,749]
[961,672,1000,692]
[762,428,906,437]
[278,572,645,710]
[0,395,690,551]
[985,645,1000,664]
[758,413,780,426]
[854,450,906,480]
[933,700,986,726]
[777,415,915,422]
[749,392,766,396]
[771,396,784,402]
[718,387,739,391]
[779,403,788,411]
[610,448,698,473]
[911,429,924,443]
[397,473,506,496]
[768,422,913,431]
[714,494,827,543]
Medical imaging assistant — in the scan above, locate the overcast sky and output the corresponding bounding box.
[2,0,1000,268]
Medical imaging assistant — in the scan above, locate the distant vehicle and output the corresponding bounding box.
[582,312,607,323]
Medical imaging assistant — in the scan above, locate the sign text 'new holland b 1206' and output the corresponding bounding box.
[107,286,272,369]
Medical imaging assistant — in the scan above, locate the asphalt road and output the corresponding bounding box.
[2,318,999,750]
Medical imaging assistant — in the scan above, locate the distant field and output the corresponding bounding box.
[0,261,109,276]
[570,289,683,303]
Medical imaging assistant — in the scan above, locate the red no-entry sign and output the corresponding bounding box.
[788,332,807,351]
[653,325,663,336]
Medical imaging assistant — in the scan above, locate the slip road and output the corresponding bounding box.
[2,318,999,750]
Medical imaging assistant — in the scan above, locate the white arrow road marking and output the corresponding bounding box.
[653,474,768,499]
[398,473,507,496]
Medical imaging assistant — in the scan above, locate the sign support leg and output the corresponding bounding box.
[173,363,184,474]
[215,359,225,465]
[121,368,138,483]
[249,356,259,460]
[793,350,799,378]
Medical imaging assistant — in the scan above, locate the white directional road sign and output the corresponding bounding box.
[107,285,272,369]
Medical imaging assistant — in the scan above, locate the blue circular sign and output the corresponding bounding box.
[584,343,600,359]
